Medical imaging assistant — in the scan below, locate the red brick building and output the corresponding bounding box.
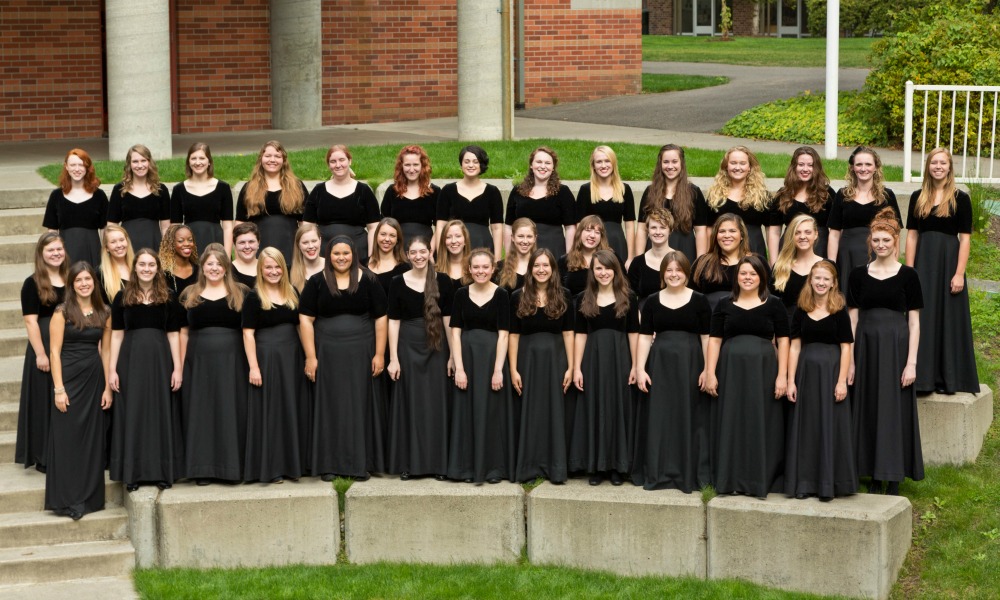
[645,0,809,37]
[0,0,642,143]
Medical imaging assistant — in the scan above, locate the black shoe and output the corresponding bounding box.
[795,493,808,500]
[196,479,210,486]
[487,478,501,484]
[156,481,172,490]
[270,477,284,484]
[819,496,833,502]
[885,481,900,496]
[34,464,46,474]
[126,483,139,492]
[400,472,411,481]
[68,509,83,521]
[354,474,370,482]
[463,478,473,483]
[589,474,602,486]
[434,475,447,481]
[610,472,624,486]
[320,473,335,482]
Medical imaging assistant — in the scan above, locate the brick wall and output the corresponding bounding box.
[521,0,642,108]
[732,0,757,37]
[0,0,105,141]
[647,0,673,35]
[174,0,272,133]
[320,1,458,126]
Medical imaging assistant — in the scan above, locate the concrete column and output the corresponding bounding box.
[270,0,322,130]
[458,1,504,140]
[105,0,172,160]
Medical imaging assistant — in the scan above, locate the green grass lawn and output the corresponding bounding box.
[642,73,729,94]
[642,35,876,68]
[38,140,904,189]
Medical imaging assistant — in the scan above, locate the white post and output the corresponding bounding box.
[824,0,840,160]
[458,1,504,140]
[903,80,914,182]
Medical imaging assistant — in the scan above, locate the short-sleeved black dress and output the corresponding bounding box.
[771,186,835,258]
[42,189,109,267]
[505,186,577,257]
[436,183,504,251]
[381,185,440,245]
[690,261,738,311]
[166,265,199,299]
[171,180,235,254]
[638,183,709,259]
[706,198,772,258]
[237,181,308,263]
[578,183,636,262]
[304,181,380,262]
[827,190,901,292]
[108,183,171,252]
[627,252,666,308]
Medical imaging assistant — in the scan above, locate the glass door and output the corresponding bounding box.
[778,0,801,37]
[694,0,714,35]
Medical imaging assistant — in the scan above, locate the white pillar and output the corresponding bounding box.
[824,0,840,160]
[271,0,322,130]
[105,0,172,160]
[458,1,504,140]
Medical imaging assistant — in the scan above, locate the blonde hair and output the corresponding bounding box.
[797,260,845,313]
[99,224,135,300]
[915,147,958,219]
[436,220,471,284]
[255,247,298,310]
[588,145,624,203]
[242,140,305,217]
[180,244,246,312]
[706,146,770,212]
[843,146,888,204]
[122,144,162,196]
[771,214,818,292]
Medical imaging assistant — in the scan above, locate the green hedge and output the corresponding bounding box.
[720,91,880,147]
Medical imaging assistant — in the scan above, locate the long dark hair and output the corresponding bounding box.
[579,249,631,318]
[517,249,567,319]
[323,235,362,296]
[646,144,695,234]
[775,146,829,214]
[33,232,69,306]
[406,236,446,352]
[122,248,171,306]
[692,213,750,286]
[60,262,110,330]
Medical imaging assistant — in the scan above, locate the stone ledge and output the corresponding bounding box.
[527,480,706,578]
[707,493,911,600]
[344,477,524,565]
[918,384,993,466]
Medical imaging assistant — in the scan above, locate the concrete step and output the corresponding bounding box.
[0,209,46,237]
[0,189,52,211]
[0,431,14,464]
[0,402,17,431]
[0,507,128,549]
[0,355,24,405]
[0,264,32,304]
[0,301,25,330]
[0,329,29,359]
[0,236,36,267]
[0,540,134,585]
[0,576,138,600]
[0,464,123,514]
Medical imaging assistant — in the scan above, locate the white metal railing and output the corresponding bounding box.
[904,81,1000,183]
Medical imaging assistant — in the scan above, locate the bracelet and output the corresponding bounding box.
[53,387,65,394]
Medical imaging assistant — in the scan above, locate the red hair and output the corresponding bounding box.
[392,145,433,196]
[59,148,100,194]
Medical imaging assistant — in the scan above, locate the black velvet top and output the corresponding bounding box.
[42,189,109,231]
[557,255,590,297]
[241,290,300,329]
[706,198,772,230]
[108,183,171,223]
[639,292,712,336]
[303,182,379,226]
[450,286,510,332]
[170,181,235,224]
[183,296,242,330]
[638,183,709,230]
[790,309,854,345]
[372,262,411,296]
[21,277,64,319]
[436,182,504,227]
[775,270,808,310]
[236,182,308,221]
[233,269,257,290]
[493,260,526,292]
[846,265,924,312]
[577,183,636,224]
[505,185,577,227]
[381,185,440,228]
[627,255,664,300]
[710,295,790,340]
[387,272,454,320]
[906,190,973,236]
[299,271,387,319]
[509,288,574,335]
[573,296,639,334]
[771,186,836,228]
[111,292,182,331]
[166,265,199,298]
[827,189,901,230]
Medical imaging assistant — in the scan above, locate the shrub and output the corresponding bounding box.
[720,90,880,147]
[804,0,896,37]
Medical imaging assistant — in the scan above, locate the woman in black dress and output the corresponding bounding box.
[627,207,676,305]
[904,148,979,394]
[495,218,537,293]
[785,260,856,501]
[231,222,260,288]
[43,148,108,266]
[290,223,325,292]
[436,145,504,257]
[387,237,454,480]
[300,237,388,481]
[237,140,307,262]
[436,220,472,288]
[827,146,901,292]
[848,208,924,495]
[382,145,440,247]
[509,249,574,483]
[46,262,112,520]
[570,250,638,485]
[703,254,790,498]
[634,250,712,492]
[578,146,635,263]
[690,213,754,310]
[108,249,182,492]
[160,224,199,297]
[16,233,68,472]
[637,144,709,260]
[559,215,611,297]
[242,247,306,483]
[98,224,133,303]
[179,245,249,485]
[171,142,234,255]
[771,214,822,319]
[447,249,514,484]
[107,144,170,252]
[769,147,834,259]
[368,218,411,295]
[304,144,380,262]
[505,146,577,257]
[705,146,772,258]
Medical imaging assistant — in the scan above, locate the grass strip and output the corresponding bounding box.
[642,35,875,69]
[642,73,729,94]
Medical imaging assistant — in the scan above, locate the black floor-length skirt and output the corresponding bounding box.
[256,214,298,264]
[60,227,101,267]
[45,326,106,518]
[122,217,161,255]
[535,224,566,258]
[514,332,568,483]
[16,316,53,470]
[245,324,306,482]
[604,220,628,263]
[746,225,767,258]
[181,327,248,481]
[187,221,224,255]
[320,224,368,264]
[835,227,870,292]
[632,331,711,492]
[913,231,979,394]
[465,223,492,252]
[785,343,857,498]
[109,329,179,485]
[387,319,451,476]
[447,330,515,483]
[668,229,697,263]
[713,335,785,497]
[312,315,385,478]
[852,308,924,482]
[568,329,633,475]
